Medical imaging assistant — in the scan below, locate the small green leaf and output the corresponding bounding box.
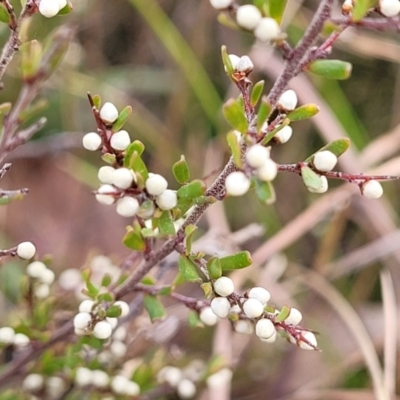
[0,102,11,117]
[261,118,290,145]
[177,180,206,200]
[287,104,319,121]
[158,211,175,236]
[276,305,290,322]
[257,96,272,132]
[123,225,146,252]
[221,45,234,75]
[101,153,116,164]
[158,286,172,296]
[227,130,242,168]
[106,305,122,318]
[307,59,352,80]
[218,13,240,31]
[141,276,156,285]
[207,257,222,280]
[131,364,154,391]
[267,0,287,23]
[58,2,73,15]
[92,94,101,110]
[185,225,197,254]
[253,0,269,14]
[223,99,248,134]
[81,269,99,299]
[301,165,323,190]
[101,274,112,287]
[200,281,214,299]
[42,28,70,78]
[188,310,202,328]
[250,80,265,107]
[172,155,190,184]
[20,40,42,80]
[143,294,166,322]
[97,292,114,303]
[128,151,148,181]
[178,255,201,283]
[0,5,10,24]
[305,138,351,162]
[112,106,132,132]
[220,251,253,270]
[352,0,376,21]
[255,179,276,205]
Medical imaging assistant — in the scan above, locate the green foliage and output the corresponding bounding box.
[219,251,253,270]
[308,60,353,80]
[172,155,190,184]
[143,294,167,322]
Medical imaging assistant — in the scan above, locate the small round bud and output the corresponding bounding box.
[313,151,338,172]
[116,197,140,217]
[113,326,127,341]
[111,375,128,394]
[100,102,119,124]
[209,0,232,9]
[110,340,127,358]
[225,171,251,196]
[380,0,400,17]
[98,166,115,184]
[38,0,60,18]
[229,304,241,314]
[157,366,182,387]
[236,5,262,30]
[243,298,264,318]
[256,158,278,182]
[79,299,95,313]
[285,307,302,326]
[93,320,113,339]
[227,54,240,71]
[246,145,270,168]
[13,333,30,347]
[236,56,254,74]
[260,330,277,343]
[16,242,36,260]
[58,268,81,291]
[39,268,55,285]
[254,17,280,42]
[91,370,109,388]
[298,331,318,350]
[0,327,15,344]
[213,276,234,297]
[308,175,328,194]
[278,89,298,111]
[23,373,44,392]
[199,307,219,326]
[177,379,196,399]
[106,317,118,329]
[235,320,253,335]
[26,261,47,278]
[112,168,135,189]
[114,300,130,317]
[57,0,67,9]
[274,126,293,144]
[255,318,276,339]
[207,368,233,388]
[145,173,168,196]
[125,381,141,396]
[75,367,93,387]
[210,297,231,318]
[73,312,92,330]
[248,287,271,305]
[156,189,178,210]
[34,283,50,298]
[46,376,65,398]
[361,180,383,199]
[82,132,102,151]
[96,184,119,205]
[110,130,131,151]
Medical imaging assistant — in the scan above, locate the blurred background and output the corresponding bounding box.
[0,0,400,398]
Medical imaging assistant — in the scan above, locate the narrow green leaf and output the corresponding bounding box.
[200,282,214,299]
[106,305,122,318]
[188,310,202,328]
[178,255,201,283]
[250,80,265,107]
[58,2,73,15]
[287,104,319,122]
[185,225,197,254]
[128,151,149,181]
[123,224,146,252]
[223,99,248,134]
[97,292,114,302]
[0,102,12,117]
[207,257,222,280]
[307,59,352,80]
[172,155,190,184]
[102,153,116,164]
[352,0,376,21]
[255,179,276,205]
[261,118,290,145]
[101,274,112,287]
[20,40,42,80]
[92,94,101,110]
[42,28,70,78]
[158,286,172,296]
[81,269,99,299]
[227,130,242,168]
[112,106,132,132]
[257,96,272,132]
[177,180,206,200]
[267,0,287,23]
[217,13,240,31]
[276,305,290,322]
[219,251,253,270]
[124,140,145,168]
[221,45,234,75]
[301,165,323,190]
[158,211,175,236]
[0,5,10,24]
[305,138,351,162]
[143,294,166,322]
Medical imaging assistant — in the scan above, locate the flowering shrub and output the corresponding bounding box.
[0,0,399,399]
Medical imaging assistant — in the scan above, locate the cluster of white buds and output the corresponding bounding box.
[234,4,281,42]
[0,327,30,348]
[38,0,67,18]
[157,365,197,399]
[245,144,278,182]
[361,180,384,199]
[227,54,255,75]
[16,241,36,260]
[110,374,141,396]
[73,299,130,339]
[312,150,338,172]
[146,173,177,211]
[26,261,55,299]
[23,374,65,397]
[379,0,400,17]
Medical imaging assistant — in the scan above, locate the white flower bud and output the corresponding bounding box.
[16,241,36,260]
[111,375,128,394]
[73,312,92,330]
[79,299,95,313]
[110,340,127,358]
[91,370,109,387]
[75,367,93,387]
[156,189,178,210]
[227,54,240,71]
[58,268,82,291]
[23,373,44,392]
[255,318,276,339]
[361,180,383,199]
[145,174,168,196]
[210,0,232,9]
[246,145,270,168]
[100,102,119,124]
[46,376,65,398]
[158,366,182,386]
[235,320,253,335]
[96,184,119,205]
[125,380,141,395]
[39,268,55,285]
[114,301,130,317]
[177,379,196,399]
[110,130,131,151]
[82,132,102,151]
[38,0,60,18]
[380,0,400,17]
[236,56,254,74]
[0,327,15,344]
[26,261,47,278]
[243,298,264,318]
[297,331,318,350]
[254,17,281,42]
[57,0,67,9]
[236,5,262,30]
[213,276,234,297]
[278,89,298,111]
[308,175,328,194]
[206,368,233,388]
[260,330,277,343]
[13,333,30,347]
[285,307,302,326]
[248,287,271,305]
[113,326,127,341]
[230,304,241,314]
[210,297,231,318]
[34,283,50,298]
[199,307,219,326]
[106,317,118,329]
[313,150,338,172]
[98,166,115,184]
[256,158,278,182]
[274,126,293,144]
[225,171,251,196]
[112,168,135,189]
[93,320,113,339]
[116,197,140,217]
